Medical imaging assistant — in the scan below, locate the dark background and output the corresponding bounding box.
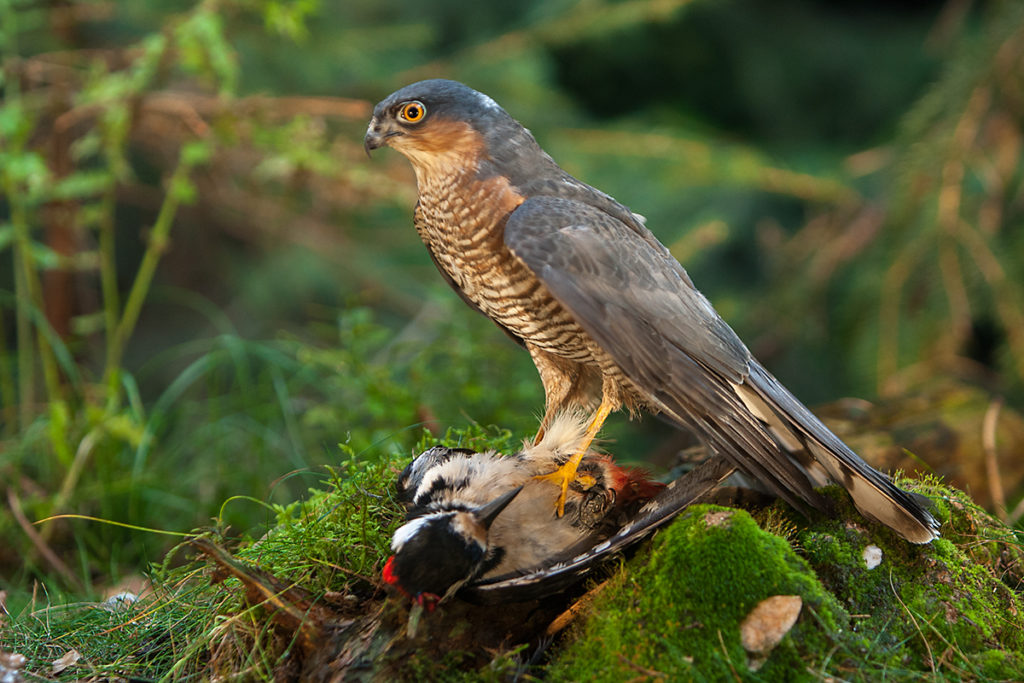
[2,0,1022,598]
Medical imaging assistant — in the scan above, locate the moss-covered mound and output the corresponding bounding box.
[548,504,850,681]
[4,438,1023,681]
[549,482,1024,682]
[790,479,1024,680]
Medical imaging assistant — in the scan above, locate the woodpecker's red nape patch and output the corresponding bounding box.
[382,555,401,587]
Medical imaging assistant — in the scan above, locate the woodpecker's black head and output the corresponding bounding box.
[383,486,522,607]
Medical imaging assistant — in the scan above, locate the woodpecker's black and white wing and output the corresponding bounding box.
[505,196,938,544]
[397,445,527,516]
[397,446,472,505]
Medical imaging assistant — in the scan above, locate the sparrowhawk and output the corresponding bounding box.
[364,79,938,544]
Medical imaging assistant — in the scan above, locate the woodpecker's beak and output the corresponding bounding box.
[475,485,523,529]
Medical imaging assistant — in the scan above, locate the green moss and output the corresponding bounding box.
[781,482,1024,678]
[230,420,520,595]
[551,482,1024,682]
[548,505,853,681]
[975,649,1021,679]
[227,447,408,596]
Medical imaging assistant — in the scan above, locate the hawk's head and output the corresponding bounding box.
[364,80,496,165]
[364,79,547,181]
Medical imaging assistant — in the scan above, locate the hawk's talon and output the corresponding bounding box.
[574,473,598,490]
[535,455,585,518]
[534,396,615,516]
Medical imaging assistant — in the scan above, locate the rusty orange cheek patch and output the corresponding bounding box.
[401,118,485,157]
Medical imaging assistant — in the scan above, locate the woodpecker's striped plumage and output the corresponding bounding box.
[385,413,663,605]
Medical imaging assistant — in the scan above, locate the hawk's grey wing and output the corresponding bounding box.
[504,196,938,543]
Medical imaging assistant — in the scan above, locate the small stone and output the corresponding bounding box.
[703,510,733,527]
[863,544,883,570]
[0,653,25,669]
[102,591,138,611]
[51,649,81,675]
[740,595,803,658]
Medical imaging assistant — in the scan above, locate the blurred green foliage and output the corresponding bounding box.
[0,0,1022,623]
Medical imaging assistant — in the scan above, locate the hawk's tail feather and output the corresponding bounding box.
[743,361,940,544]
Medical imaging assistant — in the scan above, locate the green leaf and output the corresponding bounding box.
[103,412,146,448]
[28,241,61,269]
[262,0,320,42]
[70,129,102,163]
[71,311,107,336]
[0,150,50,192]
[51,170,114,201]
[0,101,34,142]
[169,174,197,204]
[175,9,239,96]
[128,33,169,90]
[182,140,213,168]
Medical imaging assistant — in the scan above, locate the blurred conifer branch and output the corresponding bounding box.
[563,128,860,204]
[743,1,1024,400]
[878,0,1024,395]
[398,0,696,82]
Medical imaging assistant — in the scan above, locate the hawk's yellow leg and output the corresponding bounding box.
[534,396,615,517]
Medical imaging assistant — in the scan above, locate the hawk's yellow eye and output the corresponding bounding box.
[398,101,426,123]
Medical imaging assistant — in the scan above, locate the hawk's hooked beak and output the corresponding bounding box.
[364,117,401,157]
[364,129,382,157]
